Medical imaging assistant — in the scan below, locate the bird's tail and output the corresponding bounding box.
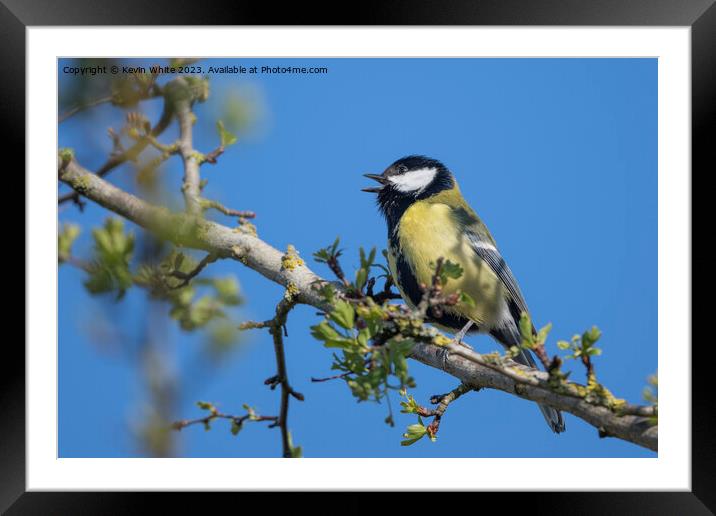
[514,348,566,433]
[491,324,566,434]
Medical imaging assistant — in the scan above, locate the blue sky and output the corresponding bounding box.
[58,57,657,458]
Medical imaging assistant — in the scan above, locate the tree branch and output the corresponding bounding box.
[240,296,304,457]
[58,155,331,309]
[172,404,278,433]
[410,344,656,450]
[176,101,202,214]
[58,154,657,452]
[420,383,474,439]
[269,298,303,457]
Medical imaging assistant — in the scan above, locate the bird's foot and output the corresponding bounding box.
[452,320,474,349]
[440,347,450,371]
[441,321,475,370]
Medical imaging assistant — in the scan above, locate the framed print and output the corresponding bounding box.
[6,0,712,512]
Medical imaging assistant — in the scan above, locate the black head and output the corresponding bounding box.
[363,155,454,225]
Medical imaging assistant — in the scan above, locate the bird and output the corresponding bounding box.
[363,155,565,433]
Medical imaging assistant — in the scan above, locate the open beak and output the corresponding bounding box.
[362,173,387,193]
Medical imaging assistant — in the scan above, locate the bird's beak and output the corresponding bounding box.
[362,173,387,193]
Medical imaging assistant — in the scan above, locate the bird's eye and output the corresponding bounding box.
[397,165,408,174]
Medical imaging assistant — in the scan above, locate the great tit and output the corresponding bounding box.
[363,155,565,434]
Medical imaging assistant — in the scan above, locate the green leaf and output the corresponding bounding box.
[329,237,341,255]
[323,338,357,350]
[401,419,428,446]
[556,340,570,350]
[536,322,552,344]
[388,337,415,357]
[196,401,214,411]
[518,312,534,347]
[311,320,354,349]
[459,291,476,308]
[439,260,463,283]
[313,249,330,263]
[329,300,355,330]
[359,247,377,269]
[230,420,242,435]
[317,283,336,304]
[58,223,81,260]
[313,237,342,263]
[216,120,237,147]
[83,218,135,298]
[355,268,368,291]
[310,320,342,342]
[399,390,422,414]
[356,328,370,349]
[582,326,602,347]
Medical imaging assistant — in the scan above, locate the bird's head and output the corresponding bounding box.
[363,155,455,220]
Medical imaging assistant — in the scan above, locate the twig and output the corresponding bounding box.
[417,383,473,439]
[240,297,304,457]
[145,135,180,156]
[311,371,354,383]
[367,276,402,304]
[167,253,218,289]
[172,409,277,432]
[202,199,256,220]
[406,383,472,438]
[271,299,303,456]
[203,146,226,165]
[59,95,113,123]
[582,354,595,378]
[238,319,273,331]
[532,343,553,371]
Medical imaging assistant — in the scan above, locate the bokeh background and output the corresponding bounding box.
[58,57,657,458]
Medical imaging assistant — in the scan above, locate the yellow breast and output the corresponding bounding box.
[393,201,506,326]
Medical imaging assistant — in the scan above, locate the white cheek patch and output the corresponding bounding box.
[389,167,438,193]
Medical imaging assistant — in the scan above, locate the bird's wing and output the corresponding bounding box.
[448,203,529,319]
[465,229,529,321]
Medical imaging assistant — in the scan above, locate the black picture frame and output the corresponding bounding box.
[5,0,711,512]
